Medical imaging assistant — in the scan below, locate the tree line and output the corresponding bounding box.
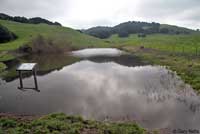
[0,13,62,26]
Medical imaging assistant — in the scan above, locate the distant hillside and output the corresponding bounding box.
[0,13,62,26]
[83,21,195,39]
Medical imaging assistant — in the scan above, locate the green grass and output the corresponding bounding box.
[0,19,108,51]
[0,62,6,72]
[107,33,200,55]
[0,113,146,134]
[0,52,15,62]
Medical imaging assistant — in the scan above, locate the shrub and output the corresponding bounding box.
[0,24,17,43]
[19,35,68,54]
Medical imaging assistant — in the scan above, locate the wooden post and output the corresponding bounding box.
[18,70,23,89]
[33,68,38,90]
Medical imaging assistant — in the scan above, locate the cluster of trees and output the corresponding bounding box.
[83,21,192,39]
[83,26,112,39]
[0,13,62,26]
[0,24,17,43]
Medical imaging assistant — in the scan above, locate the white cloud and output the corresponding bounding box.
[0,0,200,29]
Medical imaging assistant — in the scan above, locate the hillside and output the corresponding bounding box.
[0,13,62,26]
[0,19,108,56]
[83,21,196,39]
[0,19,109,71]
[0,19,108,51]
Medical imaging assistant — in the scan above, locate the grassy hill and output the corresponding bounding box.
[83,21,196,39]
[0,19,108,52]
[0,19,109,71]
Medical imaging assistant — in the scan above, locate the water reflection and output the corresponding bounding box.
[1,54,79,82]
[1,60,200,129]
[71,48,124,58]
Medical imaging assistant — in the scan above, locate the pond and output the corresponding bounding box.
[0,48,200,130]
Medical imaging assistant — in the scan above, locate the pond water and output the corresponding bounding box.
[1,48,200,130]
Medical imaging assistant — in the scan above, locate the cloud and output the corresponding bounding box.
[0,0,68,21]
[0,0,200,29]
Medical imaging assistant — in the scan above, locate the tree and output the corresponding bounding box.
[0,24,17,43]
[0,13,62,26]
[85,26,112,39]
[54,22,62,26]
[160,28,169,34]
[138,33,146,38]
[118,30,129,38]
[13,16,29,23]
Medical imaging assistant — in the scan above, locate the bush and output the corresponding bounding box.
[160,28,169,34]
[19,35,68,54]
[118,30,129,38]
[0,24,17,43]
[138,33,146,38]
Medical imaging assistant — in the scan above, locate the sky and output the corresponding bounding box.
[0,0,200,29]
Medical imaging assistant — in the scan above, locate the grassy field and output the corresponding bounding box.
[0,113,146,134]
[107,33,200,55]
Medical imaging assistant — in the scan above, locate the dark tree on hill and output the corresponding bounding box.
[160,28,169,34]
[91,30,111,39]
[0,13,12,20]
[0,13,62,26]
[144,22,160,34]
[13,16,29,23]
[54,22,62,26]
[138,33,146,38]
[85,26,112,39]
[29,17,54,25]
[176,31,180,35]
[0,24,17,43]
[113,21,143,34]
[118,30,129,37]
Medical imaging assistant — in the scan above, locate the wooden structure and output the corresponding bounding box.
[16,63,38,90]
